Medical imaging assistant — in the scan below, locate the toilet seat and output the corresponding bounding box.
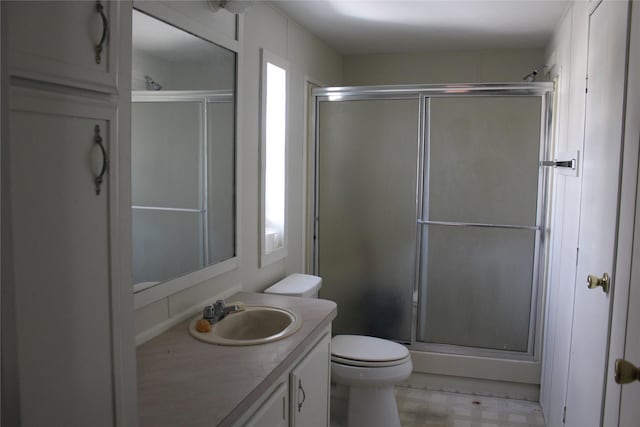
[331,354,411,368]
[331,335,413,387]
[331,335,410,367]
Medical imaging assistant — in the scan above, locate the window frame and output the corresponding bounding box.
[259,48,289,267]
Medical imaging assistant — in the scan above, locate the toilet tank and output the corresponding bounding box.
[264,273,322,298]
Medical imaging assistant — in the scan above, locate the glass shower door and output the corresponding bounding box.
[417,96,543,354]
[316,98,420,342]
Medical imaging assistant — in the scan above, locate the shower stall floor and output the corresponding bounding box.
[394,386,546,427]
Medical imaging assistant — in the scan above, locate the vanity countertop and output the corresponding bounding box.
[136,292,337,427]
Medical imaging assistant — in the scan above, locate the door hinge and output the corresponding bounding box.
[585,73,589,93]
[563,405,567,423]
[576,247,579,266]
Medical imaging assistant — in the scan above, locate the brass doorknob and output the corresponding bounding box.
[587,272,610,293]
[615,359,640,384]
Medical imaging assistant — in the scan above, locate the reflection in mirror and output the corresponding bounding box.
[132,10,236,291]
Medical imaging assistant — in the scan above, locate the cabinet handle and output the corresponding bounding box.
[297,380,306,412]
[95,1,108,64]
[94,125,108,195]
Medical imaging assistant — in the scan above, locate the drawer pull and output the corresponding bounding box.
[95,1,108,64]
[93,125,108,195]
[297,380,306,412]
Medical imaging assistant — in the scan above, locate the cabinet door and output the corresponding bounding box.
[6,0,121,93]
[290,333,331,427]
[243,382,289,427]
[6,87,120,426]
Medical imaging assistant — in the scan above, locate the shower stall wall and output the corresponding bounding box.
[312,84,554,378]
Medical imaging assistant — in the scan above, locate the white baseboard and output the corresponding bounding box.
[401,371,540,402]
[410,350,541,384]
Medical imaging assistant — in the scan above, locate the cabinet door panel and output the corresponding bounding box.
[7,92,117,426]
[290,333,331,427]
[6,0,120,92]
[243,382,288,427]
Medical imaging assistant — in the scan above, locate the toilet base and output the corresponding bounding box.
[330,383,348,427]
[330,348,411,427]
[346,384,401,427]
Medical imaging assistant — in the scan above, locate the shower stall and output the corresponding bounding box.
[311,83,553,379]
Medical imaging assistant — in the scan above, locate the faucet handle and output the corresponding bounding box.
[202,304,216,323]
[213,300,226,315]
[203,300,226,324]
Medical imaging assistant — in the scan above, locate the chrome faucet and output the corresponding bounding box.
[202,300,244,324]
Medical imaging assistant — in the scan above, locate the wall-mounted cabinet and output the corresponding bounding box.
[6,87,121,426]
[5,0,122,93]
[1,1,135,425]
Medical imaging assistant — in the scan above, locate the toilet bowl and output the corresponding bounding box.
[264,274,412,427]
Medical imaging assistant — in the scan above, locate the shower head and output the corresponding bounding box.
[144,75,162,91]
[523,65,547,82]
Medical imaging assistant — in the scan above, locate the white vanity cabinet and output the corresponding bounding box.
[243,382,289,427]
[1,1,135,426]
[238,331,331,427]
[5,0,122,93]
[290,332,331,427]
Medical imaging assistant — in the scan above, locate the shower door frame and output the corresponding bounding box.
[311,82,555,362]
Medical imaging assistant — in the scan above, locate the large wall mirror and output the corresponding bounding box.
[132,9,236,293]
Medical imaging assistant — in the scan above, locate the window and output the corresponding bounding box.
[260,49,288,266]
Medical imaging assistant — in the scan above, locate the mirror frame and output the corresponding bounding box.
[132,2,241,309]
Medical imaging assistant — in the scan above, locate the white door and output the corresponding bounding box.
[616,2,640,423]
[617,168,640,426]
[564,1,629,426]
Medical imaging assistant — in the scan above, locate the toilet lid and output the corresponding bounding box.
[331,335,409,365]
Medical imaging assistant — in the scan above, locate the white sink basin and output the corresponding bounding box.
[188,305,302,346]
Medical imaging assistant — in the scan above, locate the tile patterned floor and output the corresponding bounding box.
[394,386,546,427]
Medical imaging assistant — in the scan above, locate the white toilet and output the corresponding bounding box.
[264,273,412,427]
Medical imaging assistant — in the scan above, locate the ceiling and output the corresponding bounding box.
[270,0,569,54]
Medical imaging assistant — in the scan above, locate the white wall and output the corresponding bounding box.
[342,48,545,85]
[238,2,343,293]
[539,2,590,426]
[134,2,343,338]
